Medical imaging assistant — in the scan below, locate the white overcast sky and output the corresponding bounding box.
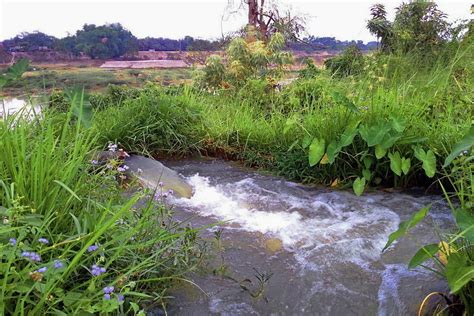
[0,0,472,42]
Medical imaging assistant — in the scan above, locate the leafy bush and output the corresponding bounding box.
[324,45,365,77]
[196,32,292,90]
[298,58,320,79]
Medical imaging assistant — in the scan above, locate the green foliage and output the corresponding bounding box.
[93,85,202,155]
[324,46,365,77]
[0,59,29,89]
[308,138,325,166]
[383,125,474,313]
[197,33,292,90]
[62,23,138,59]
[413,146,436,178]
[443,125,474,167]
[0,105,202,314]
[367,1,456,56]
[382,204,431,251]
[352,177,366,196]
[298,58,321,79]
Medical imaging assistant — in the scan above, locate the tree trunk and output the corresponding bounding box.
[247,0,259,26]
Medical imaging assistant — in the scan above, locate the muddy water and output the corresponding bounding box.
[161,158,451,316]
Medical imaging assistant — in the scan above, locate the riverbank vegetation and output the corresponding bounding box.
[1,0,473,314]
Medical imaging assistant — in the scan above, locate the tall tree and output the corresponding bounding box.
[228,0,305,41]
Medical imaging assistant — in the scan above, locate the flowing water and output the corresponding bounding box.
[157,158,452,315]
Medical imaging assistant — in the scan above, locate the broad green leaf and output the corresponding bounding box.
[326,141,340,164]
[380,133,402,150]
[308,138,325,166]
[353,177,366,196]
[414,147,436,178]
[443,125,474,167]
[332,91,359,113]
[445,254,474,294]
[390,116,406,133]
[401,157,411,175]
[375,145,387,159]
[8,58,29,77]
[302,135,312,149]
[388,151,402,176]
[454,208,474,243]
[383,204,431,251]
[362,168,372,181]
[359,123,391,147]
[408,244,439,269]
[339,121,360,147]
[363,157,373,169]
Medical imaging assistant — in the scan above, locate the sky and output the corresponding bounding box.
[0,0,472,42]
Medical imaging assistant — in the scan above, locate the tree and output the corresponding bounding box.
[367,4,393,52]
[367,1,452,55]
[3,31,58,52]
[197,32,291,89]
[72,23,138,59]
[393,1,451,54]
[227,0,305,41]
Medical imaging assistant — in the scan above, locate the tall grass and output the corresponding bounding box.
[0,106,202,314]
[92,43,472,188]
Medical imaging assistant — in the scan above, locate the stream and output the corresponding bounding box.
[153,158,452,316]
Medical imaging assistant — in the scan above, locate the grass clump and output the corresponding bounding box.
[0,106,202,315]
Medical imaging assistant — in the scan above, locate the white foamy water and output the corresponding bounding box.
[173,174,401,262]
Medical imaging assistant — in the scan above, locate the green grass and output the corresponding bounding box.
[0,106,202,314]
[0,66,193,97]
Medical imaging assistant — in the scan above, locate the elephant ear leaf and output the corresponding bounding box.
[388,151,402,176]
[408,244,439,269]
[383,205,431,251]
[443,125,474,167]
[352,177,366,196]
[414,147,436,178]
[308,138,325,166]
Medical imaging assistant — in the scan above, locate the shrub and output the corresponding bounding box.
[324,45,365,77]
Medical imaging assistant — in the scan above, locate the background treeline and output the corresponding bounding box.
[0,23,377,60]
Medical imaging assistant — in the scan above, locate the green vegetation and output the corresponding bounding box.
[0,66,192,96]
[1,80,202,314]
[1,1,473,314]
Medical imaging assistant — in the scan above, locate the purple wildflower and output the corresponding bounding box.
[167,189,174,196]
[158,181,164,187]
[103,286,114,294]
[9,238,17,246]
[91,264,106,276]
[117,165,129,172]
[91,159,99,165]
[87,244,99,252]
[22,251,41,262]
[104,294,111,300]
[53,260,64,269]
[117,294,124,302]
[38,238,49,244]
[36,267,47,273]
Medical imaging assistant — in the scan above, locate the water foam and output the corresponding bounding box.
[173,174,400,260]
